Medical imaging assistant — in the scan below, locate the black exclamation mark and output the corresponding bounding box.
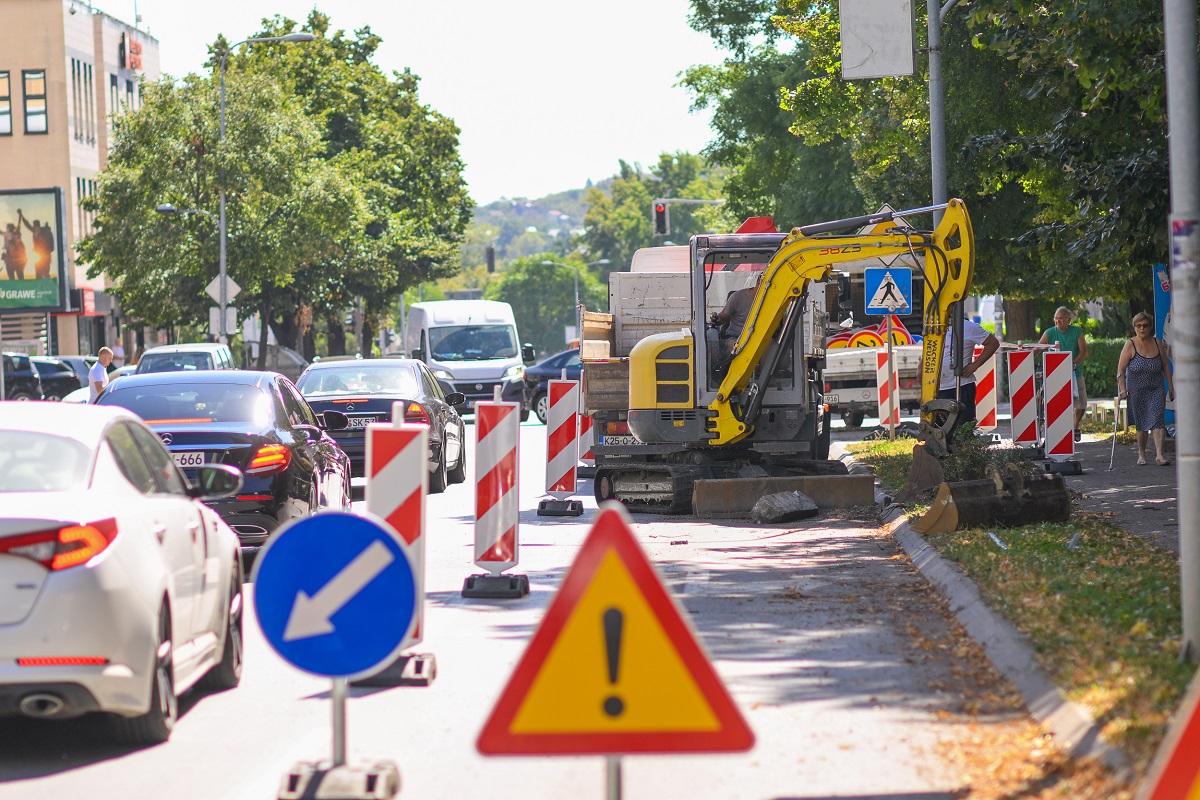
[603,607,624,717]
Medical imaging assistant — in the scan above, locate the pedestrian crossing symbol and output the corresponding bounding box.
[476,503,754,756]
[864,267,912,315]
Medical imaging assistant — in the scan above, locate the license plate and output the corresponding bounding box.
[599,434,639,446]
[173,451,206,468]
[346,416,380,429]
[824,393,840,403]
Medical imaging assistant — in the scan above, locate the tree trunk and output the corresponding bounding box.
[1004,298,1038,342]
[303,327,316,362]
[257,293,272,371]
[361,319,374,358]
[327,315,347,356]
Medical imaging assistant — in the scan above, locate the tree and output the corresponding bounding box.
[236,13,473,357]
[78,72,362,334]
[485,255,605,357]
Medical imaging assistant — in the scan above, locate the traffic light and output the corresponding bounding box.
[653,202,669,236]
[486,246,495,273]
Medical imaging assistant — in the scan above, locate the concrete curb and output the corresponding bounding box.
[860,469,1133,780]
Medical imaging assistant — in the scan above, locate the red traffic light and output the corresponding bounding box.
[654,203,666,213]
[653,202,669,235]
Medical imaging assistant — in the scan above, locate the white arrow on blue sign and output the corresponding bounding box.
[253,511,416,679]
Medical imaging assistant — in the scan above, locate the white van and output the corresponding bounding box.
[404,300,534,412]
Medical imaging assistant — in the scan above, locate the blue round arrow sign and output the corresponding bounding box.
[252,511,416,679]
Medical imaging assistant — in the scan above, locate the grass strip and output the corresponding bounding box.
[848,433,1195,774]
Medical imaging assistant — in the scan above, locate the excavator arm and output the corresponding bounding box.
[708,199,974,447]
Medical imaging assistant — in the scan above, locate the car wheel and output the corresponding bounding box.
[200,566,244,692]
[112,605,176,745]
[448,441,467,485]
[429,440,448,494]
[9,391,34,401]
[534,391,549,424]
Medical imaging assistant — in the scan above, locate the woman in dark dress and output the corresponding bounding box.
[1116,311,1175,465]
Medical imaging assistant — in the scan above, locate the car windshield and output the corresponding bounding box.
[137,352,213,373]
[428,325,517,361]
[99,383,271,426]
[0,431,92,492]
[298,366,420,397]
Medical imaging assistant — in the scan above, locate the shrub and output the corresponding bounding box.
[1079,337,1125,399]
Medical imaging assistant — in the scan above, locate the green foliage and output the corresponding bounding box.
[940,426,1041,483]
[1079,338,1127,400]
[80,13,470,354]
[485,254,605,357]
[684,0,1171,309]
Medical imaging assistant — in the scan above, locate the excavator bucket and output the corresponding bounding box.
[910,467,1070,534]
[894,442,946,504]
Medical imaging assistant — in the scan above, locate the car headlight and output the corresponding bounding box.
[504,365,524,381]
[433,369,453,380]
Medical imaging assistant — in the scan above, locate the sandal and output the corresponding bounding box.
[1158,458,1172,466]
[1074,430,1082,442]
[1137,456,1147,466]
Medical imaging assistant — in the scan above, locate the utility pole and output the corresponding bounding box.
[1163,0,1200,662]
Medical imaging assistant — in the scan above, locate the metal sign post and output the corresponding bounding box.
[254,512,414,799]
[886,315,896,440]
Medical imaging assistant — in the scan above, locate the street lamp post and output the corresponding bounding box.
[217,32,313,345]
[542,259,610,344]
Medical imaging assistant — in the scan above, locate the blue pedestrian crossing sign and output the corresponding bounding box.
[864,267,912,315]
[253,511,417,679]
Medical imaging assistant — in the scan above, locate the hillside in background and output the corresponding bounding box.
[464,179,613,264]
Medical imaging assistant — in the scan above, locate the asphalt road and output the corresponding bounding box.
[0,421,1030,799]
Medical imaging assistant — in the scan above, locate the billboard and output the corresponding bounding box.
[0,188,67,312]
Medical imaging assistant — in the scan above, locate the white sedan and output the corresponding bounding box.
[0,403,245,744]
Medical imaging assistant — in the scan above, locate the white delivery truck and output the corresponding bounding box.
[404,300,535,415]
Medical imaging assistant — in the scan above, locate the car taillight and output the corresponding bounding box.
[403,402,430,425]
[0,518,119,570]
[605,420,631,436]
[246,444,292,475]
[17,656,109,667]
[824,382,831,392]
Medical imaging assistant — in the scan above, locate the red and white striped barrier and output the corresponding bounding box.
[974,345,998,433]
[1043,350,1075,459]
[875,351,899,427]
[544,379,579,498]
[366,414,428,648]
[474,397,521,576]
[1008,350,1038,445]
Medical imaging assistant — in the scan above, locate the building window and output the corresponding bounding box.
[125,79,134,111]
[23,70,47,134]
[109,73,118,113]
[0,72,11,136]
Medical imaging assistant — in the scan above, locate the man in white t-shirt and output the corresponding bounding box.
[937,319,1000,428]
[89,347,114,403]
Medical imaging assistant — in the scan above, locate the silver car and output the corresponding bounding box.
[0,403,245,744]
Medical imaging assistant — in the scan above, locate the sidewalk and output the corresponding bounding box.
[1061,433,1179,552]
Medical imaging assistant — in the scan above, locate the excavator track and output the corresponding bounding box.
[593,465,704,515]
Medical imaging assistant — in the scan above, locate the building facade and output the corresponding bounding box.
[0,0,159,358]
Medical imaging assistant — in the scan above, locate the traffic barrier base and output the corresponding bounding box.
[462,573,530,599]
[1044,460,1084,475]
[278,760,399,800]
[537,498,584,516]
[350,653,437,688]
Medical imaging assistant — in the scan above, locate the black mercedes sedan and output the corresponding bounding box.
[296,358,467,493]
[96,370,352,560]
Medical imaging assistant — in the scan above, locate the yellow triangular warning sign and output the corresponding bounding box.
[477,503,754,755]
[1139,673,1200,799]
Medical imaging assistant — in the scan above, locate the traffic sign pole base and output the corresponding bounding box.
[537,499,584,516]
[1044,459,1084,475]
[351,653,437,688]
[277,759,399,800]
[462,573,530,599]
[577,466,597,479]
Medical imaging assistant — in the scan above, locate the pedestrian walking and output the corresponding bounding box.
[89,347,113,403]
[1116,312,1175,466]
[1038,306,1088,441]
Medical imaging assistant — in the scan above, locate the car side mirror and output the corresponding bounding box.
[444,391,467,407]
[522,343,536,365]
[411,348,425,361]
[319,410,349,431]
[837,273,852,307]
[187,463,243,500]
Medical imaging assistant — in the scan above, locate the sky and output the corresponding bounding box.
[87,0,728,206]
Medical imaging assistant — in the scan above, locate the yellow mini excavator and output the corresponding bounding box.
[592,199,975,513]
